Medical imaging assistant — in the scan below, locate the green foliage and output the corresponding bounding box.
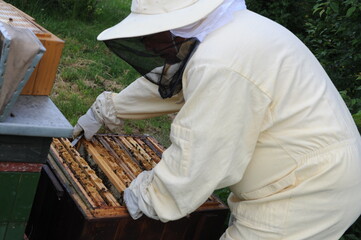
[305,0,361,101]
[214,188,231,205]
[7,0,102,20]
[340,90,361,114]
[340,217,361,239]
[246,0,314,37]
[247,0,361,115]
[308,2,361,236]
[353,111,361,132]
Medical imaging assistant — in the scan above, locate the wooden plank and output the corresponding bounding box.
[146,136,166,153]
[50,143,98,208]
[127,137,157,167]
[52,141,101,205]
[96,136,138,179]
[91,207,128,218]
[52,139,110,208]
[82,140,127,193]
[92,138,133,187]
[135,137,161,164]
[58,148,107,207]
[119,136,153,170]
[60,138,120,207]
[104,136,142,177]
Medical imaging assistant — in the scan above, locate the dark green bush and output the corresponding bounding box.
[305,0,361,100]
[246,0,314,37]
[7,0,101,20]
[247,0,361,115]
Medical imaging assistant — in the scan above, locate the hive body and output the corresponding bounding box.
[26,134,229,240]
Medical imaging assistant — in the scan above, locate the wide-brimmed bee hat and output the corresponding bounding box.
[97,0,224,40]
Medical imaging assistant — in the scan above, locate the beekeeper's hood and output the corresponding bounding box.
[98,0,246,98]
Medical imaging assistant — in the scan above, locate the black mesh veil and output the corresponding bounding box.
[103,31,199,98]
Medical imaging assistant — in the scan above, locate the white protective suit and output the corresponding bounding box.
[92,10,361,240]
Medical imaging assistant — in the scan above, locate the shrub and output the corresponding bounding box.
[246,0,314,38]
[247,0,361,114]
[305,0,361,101]
[7,0,101,20]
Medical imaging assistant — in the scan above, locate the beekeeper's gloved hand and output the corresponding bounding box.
[124,170,159,220]
[73,91,124,140]
[73,108,102,140]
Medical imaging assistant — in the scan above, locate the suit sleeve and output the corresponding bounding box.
[91,76,184,131]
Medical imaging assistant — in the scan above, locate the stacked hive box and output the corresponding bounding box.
[26,135,229,240]
[0,0,64,95]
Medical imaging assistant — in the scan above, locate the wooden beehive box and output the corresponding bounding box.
[25,135,229,240]
[0,0,64,95]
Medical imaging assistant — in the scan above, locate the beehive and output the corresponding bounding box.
[0,0,64,96]
[26,134,229,240]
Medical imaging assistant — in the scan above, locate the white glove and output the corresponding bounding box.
[73,108,102,140]
[124,170,159,220]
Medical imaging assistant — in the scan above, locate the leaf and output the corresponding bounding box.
[330,1,339,13]
[347,235,361,240]
[346,6,356,17]
[313,2,327,14]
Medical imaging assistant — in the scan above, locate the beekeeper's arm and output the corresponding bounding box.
[73,76,184,140]
[124,64,272,221]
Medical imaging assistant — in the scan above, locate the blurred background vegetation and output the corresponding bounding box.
[6,0,361,238]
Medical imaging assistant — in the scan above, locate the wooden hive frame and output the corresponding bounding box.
[48,134,228,219]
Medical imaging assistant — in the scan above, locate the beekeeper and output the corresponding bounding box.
[73,0,361,239]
